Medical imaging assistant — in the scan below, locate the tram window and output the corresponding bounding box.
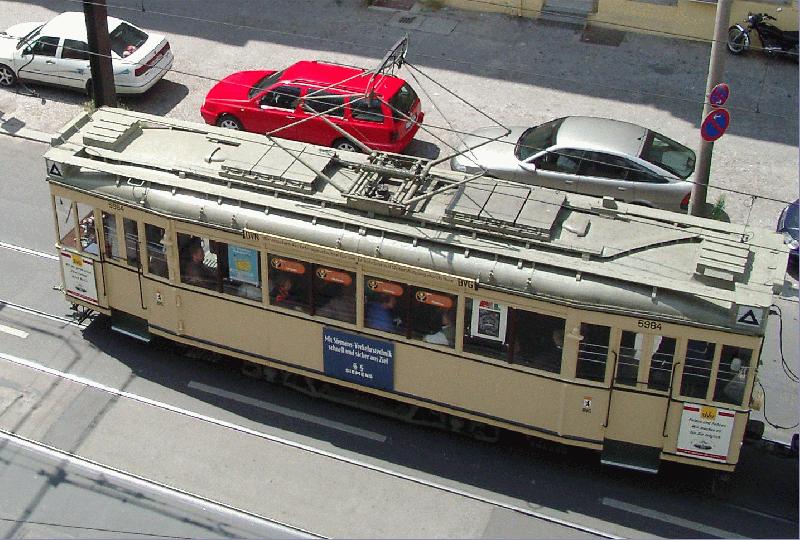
[680,339,716,399]
[268,255,310,313]
[101,212,121,259]
[412,287,457,348]
[222,243,262,301]
[77,204,98,255]
[463,298,509,360]
[178,233,218,291]
[145,224,169,279]
[123,218,140,267]
[576,323,610,382]
[364,276,406,335]
[648,336,676,391]
[314,266,355,324]
[55,197,77,249]
[713,346,753,405]
[616,331,643,386]
[514,311,565,373]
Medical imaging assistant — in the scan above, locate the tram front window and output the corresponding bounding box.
[55,197,78,249]
[681,339,715,399]
[514,311,565,373]
[102,212,121,259]
[145,223,169,279]
[576,323,610,382]
[77,203,98,255]
[616,331,643,386]
[648,336,676,391]
[123,218,140,267]
[713,346,752,405]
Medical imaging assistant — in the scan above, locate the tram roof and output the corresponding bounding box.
[44,108,788,333]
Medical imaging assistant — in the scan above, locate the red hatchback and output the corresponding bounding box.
[200,61,424,154]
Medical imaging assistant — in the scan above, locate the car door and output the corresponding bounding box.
[57,38,90,89]
[624,159,682,210]
[348,96,390,149]
[18,35,61,85]
[301,90,347,146]
[250,85,303,140]
[574,151,639,201]
[522,148,585,192]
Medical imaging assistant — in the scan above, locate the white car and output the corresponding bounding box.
[0,12,172,94]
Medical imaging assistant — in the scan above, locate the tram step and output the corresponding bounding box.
[110,310,151,343]
[600,439,660,473]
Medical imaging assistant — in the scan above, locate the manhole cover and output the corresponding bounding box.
[398,16,417,24]
[371,0,416,9]
[580,25,626,46]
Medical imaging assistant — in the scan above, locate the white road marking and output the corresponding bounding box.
[723,502,797,524]
[0,350,621,539]
[0,299,84,328]
[0,323,28,339]
[0,241,58,260]
[601,497,746,538]
[188,381,387,442]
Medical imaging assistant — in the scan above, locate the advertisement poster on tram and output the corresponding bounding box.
[228,245,260,285]
[471,300,508,341]
[676,403,735,462]
[60,251,99,305]
[323,328,394,391]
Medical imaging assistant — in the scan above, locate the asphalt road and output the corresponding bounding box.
[0,135,797,538]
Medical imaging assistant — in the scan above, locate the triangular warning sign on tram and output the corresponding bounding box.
[49,163,62,177]
[737,309,759,326]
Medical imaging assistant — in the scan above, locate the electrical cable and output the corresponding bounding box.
[768,304,799,383]
[756,380,800,430]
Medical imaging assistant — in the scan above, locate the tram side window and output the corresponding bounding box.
[648,336,676,391]
[680,339,716,399]
[514,311,566,373]
[178,233,218,291]
[145,224,169,279]
[364,277,406,336]
[576,323,610,382]
[268,255,310,313]
[101,212,121,259]
[713,346,753,405]
[616,331,644,386]
[412,287,457,348]
[123,218,140,267]
[77,204,98,255]
[223,243,262,301]
[55,197,77,249]
[314,267,355,324]
[463,298,509,360]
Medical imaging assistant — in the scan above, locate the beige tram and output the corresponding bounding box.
[45,108,789,472]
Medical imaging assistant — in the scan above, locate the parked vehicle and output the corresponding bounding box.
[0,12,172,94]
[200,60,423,153]
[727,11,799,60]
[450,117,695,213]
[777,199,799,278]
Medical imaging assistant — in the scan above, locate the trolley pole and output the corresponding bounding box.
[690,0,732,217]
[83,0,117,108]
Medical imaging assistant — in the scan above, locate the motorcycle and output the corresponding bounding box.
[727,11,799,60]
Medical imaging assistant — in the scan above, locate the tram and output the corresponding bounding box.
[45,107,789,472]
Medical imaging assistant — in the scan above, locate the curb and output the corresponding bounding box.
[0,124,52,144]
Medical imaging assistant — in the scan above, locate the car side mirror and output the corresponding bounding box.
[22,46,32,55]
[520,161,537,172]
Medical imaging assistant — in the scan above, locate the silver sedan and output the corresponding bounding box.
[450,116,695,213]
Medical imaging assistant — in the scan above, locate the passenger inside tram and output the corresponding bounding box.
[182,242,216,289]
[365,293,400,333]
[423,308,456,347]
[315,281,356,323]
[270,274,304,309]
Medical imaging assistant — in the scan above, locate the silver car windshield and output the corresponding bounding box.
[640,131,696,179]
[514,118,564,161]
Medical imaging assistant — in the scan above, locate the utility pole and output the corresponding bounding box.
[690,0,732,217]
[83,0,117,108]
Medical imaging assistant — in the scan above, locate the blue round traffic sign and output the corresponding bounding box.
[701,108,730,142]
[709,83,730,108]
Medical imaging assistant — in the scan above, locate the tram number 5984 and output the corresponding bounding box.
[637,319,662,330]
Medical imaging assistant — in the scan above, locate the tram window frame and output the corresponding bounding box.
[513,310,566,373]
[268,254,311,313]
[363,276,407,336]
[712,345,753,406]
[223,242,263,302]
[313,265,356,324]
[55,197,78,250]
[411,286,457,348]
[575,323,611,382]
[101,211,122,260]
[680,339,716,400]
[144,223,169,279]
[76,203,99,256]
[616,330,644,386]
[123,217,141,268]
[647,335,676,392]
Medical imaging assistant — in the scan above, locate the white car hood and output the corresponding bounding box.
[4,21,43,39]
[0,22,42,59]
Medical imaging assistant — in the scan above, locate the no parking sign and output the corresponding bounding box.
[700,108,730,142]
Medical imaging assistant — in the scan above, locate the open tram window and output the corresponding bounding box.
[616,331,643,386]
[363,277,407,336]
[177,233,218,291]
[55,197,77,249]
[713,346,753,406]
[123,218,140,267]
[463,298,509,360]
[223,243,262,301]
[412,287,456,348]
[268,255,310,313]
[514,310,566,373]
[576,323,610,382]
[101,212,121,259]
[648,336,676,391]
[145,224,169,279]
[77,203,99,255]
[314,266,355,324]
[680,339,716,399]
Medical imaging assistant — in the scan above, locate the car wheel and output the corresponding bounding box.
[333,138,359,153]
[727,27,749,55]
[216,114,243,130]
[0,64,17,87]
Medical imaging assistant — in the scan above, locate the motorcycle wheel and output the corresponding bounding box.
[727,27,750,55]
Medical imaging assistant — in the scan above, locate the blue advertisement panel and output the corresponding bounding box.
[228,245,259,285]
[323,328,394,391]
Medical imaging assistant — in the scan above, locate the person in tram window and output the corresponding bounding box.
[424,308,456,347]
[365,293,399,333]
[270,274,299,308]
[184,243,216,289]
[316,282,356,323]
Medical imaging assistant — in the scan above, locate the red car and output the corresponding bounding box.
[200,61,424,154]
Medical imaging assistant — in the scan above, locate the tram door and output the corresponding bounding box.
[602,331,673,473]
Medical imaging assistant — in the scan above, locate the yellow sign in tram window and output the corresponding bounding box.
[701,406,717,420]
